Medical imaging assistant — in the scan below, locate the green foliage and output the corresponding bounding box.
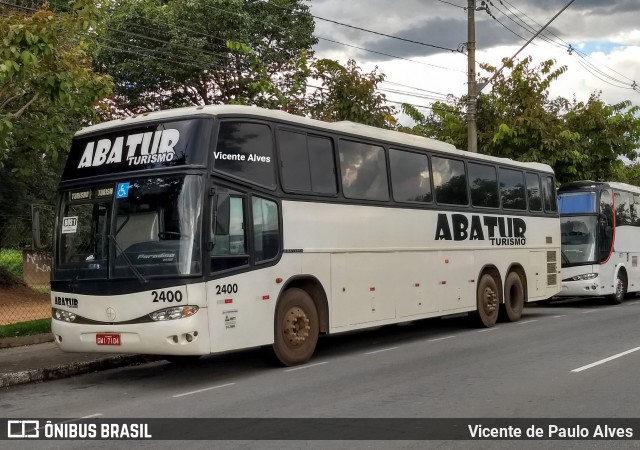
[96,0,316,113]
[401,56,640,184]
[308,59,397,128]
[0,318,50,338]
[0,1,113,213]
[0,249,22,278]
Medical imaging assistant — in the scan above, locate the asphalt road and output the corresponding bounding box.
[3,296,640,449]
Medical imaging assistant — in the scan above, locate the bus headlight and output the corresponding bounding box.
[53,308,77,322]
[563,273,598,282]
[149,305,199,321]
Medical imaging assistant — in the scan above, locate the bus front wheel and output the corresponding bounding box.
[470,274,499,327]
[608,271,627,305]
[500,272,524,322]
[272,288,319,367]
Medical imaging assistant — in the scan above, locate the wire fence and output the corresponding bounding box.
[0,209,54,326]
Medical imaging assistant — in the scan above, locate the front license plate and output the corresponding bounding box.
[96,333,121,346]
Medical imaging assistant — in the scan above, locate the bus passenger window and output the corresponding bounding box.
[614,191,631,226]
[542,176,557,213]
[499,168,526,210]
[526,173,542,211]
[339,140,389,201]
[279,131,337,195]
[468,162,498,208]
[214,122,276,189]
[252,197,280,262]
[432,156,467,205]
[389,148,432,203]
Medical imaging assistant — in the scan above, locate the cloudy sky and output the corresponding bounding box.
[307,0,640,120]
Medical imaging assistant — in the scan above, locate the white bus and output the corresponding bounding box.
[50,105,560,366]
[556,181,640,304]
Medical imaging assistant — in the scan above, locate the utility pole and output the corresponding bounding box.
[467,0,575,154]
[467,0,477,153]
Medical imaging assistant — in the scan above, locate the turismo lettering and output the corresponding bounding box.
[435,213,527,245]
[77,129,180,168]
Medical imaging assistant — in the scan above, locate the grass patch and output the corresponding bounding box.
[0,249,23,279]
[0,318,51,338]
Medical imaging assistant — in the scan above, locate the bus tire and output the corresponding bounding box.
[608,271,627,305]
[272,288,319,367]
[470,274,499,328]
[501,272,524,322]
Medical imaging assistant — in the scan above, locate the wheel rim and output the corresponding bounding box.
[482,285,498,315]
[616,276,625,298]
[282,306,311,348]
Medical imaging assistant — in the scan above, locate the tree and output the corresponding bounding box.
[401,57,640,184]
[95,0,316,114]
[308,59,397,128]
[0,1,113,168]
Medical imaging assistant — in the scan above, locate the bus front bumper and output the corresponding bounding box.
[51,309,210,355]
[556,279,601,297]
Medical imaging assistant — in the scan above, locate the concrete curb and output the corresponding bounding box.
[0,355,162,388]
[0,333,54,349]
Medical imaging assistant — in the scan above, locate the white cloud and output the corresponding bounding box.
[309,0,640,117]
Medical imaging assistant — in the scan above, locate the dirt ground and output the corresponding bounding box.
[0,284,51,325]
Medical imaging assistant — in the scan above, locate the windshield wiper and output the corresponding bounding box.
[107,234,148,284]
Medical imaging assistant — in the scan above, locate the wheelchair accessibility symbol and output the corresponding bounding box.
[116,182,130,198]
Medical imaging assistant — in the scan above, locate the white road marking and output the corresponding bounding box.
[172,383,235,398]
[552,315,567,318]
[81,414,103,419]
[477,328,499,332]
[518,320,538,325]
[581,310,596,314]
[572,346,640,373]
[428,335,456,342]
[364,347,398,355]
[284,362,328,372]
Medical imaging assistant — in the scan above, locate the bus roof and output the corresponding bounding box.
[75,104,554,174]
[559,181,640,194]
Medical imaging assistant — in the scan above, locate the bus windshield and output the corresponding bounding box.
[558,191,597,214]
[54,174,203,281]
[560,216,597,265]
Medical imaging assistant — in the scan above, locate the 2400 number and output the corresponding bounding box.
[216,283,238,295]
[152,290,183,302]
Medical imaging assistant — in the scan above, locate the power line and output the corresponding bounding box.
[252,0,462,53]
[433,0,466,9]
[487,0,565,50]
[317,36,467,73]
[501,0,638,88]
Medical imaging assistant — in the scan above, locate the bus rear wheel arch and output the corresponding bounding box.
[470,272,501,327]
[271,288,320,366]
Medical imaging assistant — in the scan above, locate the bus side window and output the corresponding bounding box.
[542,176,557,213]
[432,156,468,205]
[614,191,631,226]
[525,173,542,212]
[211,191,249,272]
[252,197,280,262]
[499,168,526,210]
[633,194,640,225]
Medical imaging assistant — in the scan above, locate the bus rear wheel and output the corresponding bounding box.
[272,288,319,367]
[608,271,627,305]
[500,272,524,322]
[470,274,499,327]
